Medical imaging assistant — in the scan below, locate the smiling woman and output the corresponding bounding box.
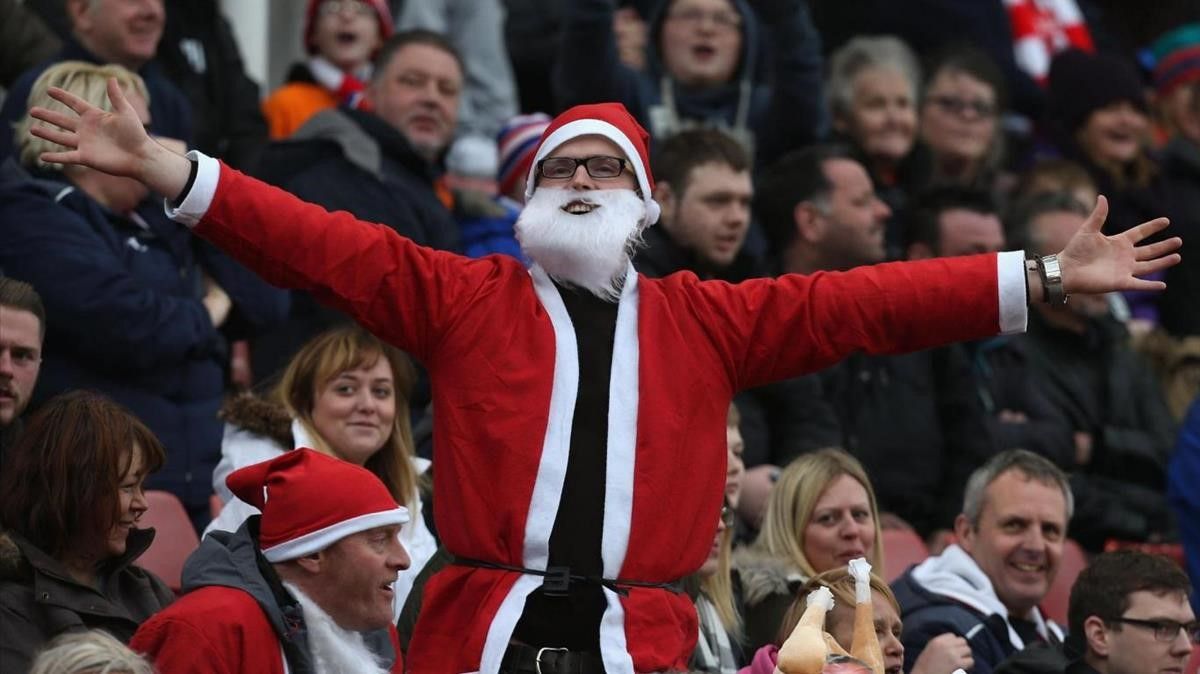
[205,325,436,616]
[0,390,173,673]
[735,448,886,654]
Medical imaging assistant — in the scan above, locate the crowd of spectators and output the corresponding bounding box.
[0,0,1198,672]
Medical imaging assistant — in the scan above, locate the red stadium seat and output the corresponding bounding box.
[1040,538,1088,625]
[138,490,200,593]
[882,527,930,582]
[1186,646,1199,674]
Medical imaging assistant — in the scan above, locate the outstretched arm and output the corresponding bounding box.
[28,78,496,362]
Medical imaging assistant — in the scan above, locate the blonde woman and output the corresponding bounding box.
[205,325,435,616]
[29,630,155,674]
[736,448,884,653]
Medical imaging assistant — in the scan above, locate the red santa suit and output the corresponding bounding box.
[131,450,408,674]
[166,104,1028,673]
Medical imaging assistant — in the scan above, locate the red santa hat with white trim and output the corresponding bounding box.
[226,448,409,563]
[523,102,661,225]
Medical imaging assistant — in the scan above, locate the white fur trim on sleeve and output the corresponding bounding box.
[997,250,1028,335]
[163,150,220,227]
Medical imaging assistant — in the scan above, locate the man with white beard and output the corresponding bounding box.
[26,89,1183,674]
[130,448,411,674]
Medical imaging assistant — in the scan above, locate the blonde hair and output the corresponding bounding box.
[700,517,742,636]
[754,448,885,579]
[29,630,155,674]
[278,325,419,509]
[777,567,899,646]
[15,60,148,170]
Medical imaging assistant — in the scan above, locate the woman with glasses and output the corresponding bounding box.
[0,391,173,673]
[206,325,435,617]
[735,448,885,655]
[919,47,1007,192]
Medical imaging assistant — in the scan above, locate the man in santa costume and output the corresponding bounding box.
[130,448,410,673]
[28,84,1181,674]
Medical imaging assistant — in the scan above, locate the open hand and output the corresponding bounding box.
[29,77,155,179]
[1059,196,1182,295]
[27,77,191,199]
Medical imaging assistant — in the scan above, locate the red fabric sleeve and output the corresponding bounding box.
[130,615,238,674]
[683,254,1002,390]
[193,163,514,363]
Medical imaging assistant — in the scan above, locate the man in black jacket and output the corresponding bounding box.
[250,29,464,384]
[907,187,1075,468]
[0,278,44,467]
[1013,197,1176,551]
[759,146,997,538]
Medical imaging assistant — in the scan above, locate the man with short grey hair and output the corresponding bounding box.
[893,450,1071,674]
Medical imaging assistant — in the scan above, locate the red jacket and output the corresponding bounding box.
[175,159,1023,673]
[130,586,403,674]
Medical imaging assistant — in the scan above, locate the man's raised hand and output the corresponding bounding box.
[1058,195,1182,296]
[29,77,191,199]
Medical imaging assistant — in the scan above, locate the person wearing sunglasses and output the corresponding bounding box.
[1067,550,1195,674]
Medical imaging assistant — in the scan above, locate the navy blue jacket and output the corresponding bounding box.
[893,570,1036,674]
[0,36,193,160]
[554,0,825,166]
[0,159,287,508]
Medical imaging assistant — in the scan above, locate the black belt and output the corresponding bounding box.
[451,555,684,597]
[500,643,606,674]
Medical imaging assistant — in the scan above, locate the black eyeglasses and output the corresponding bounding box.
[537,156,628,180]
[1108,617,1200,643]
[927,94,997,120]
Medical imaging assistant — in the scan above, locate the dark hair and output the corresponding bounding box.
[0,277,46,339]
[1014,158,1096,202]
[1005,191,1092,252]
[0,390,165,559]
[924,44,1008,113]
[372,28,463,80]
[1068,551,1192,648]
[905,186,997,253]
[653,128,750,196]
[756,144,854,254]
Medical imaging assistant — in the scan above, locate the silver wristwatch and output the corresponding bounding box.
[1038,254,1068,305]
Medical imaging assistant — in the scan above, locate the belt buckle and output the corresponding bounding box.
[535,647,568,674]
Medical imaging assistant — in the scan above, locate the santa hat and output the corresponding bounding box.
[497,112,552,197]
[524,103,661,224]
[226,448,409,563]
[304,0,394,56]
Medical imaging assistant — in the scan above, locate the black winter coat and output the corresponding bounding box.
[0,530,174,673]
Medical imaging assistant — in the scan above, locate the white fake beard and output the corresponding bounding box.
[515,187,648,302]
[282,581,389,674]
